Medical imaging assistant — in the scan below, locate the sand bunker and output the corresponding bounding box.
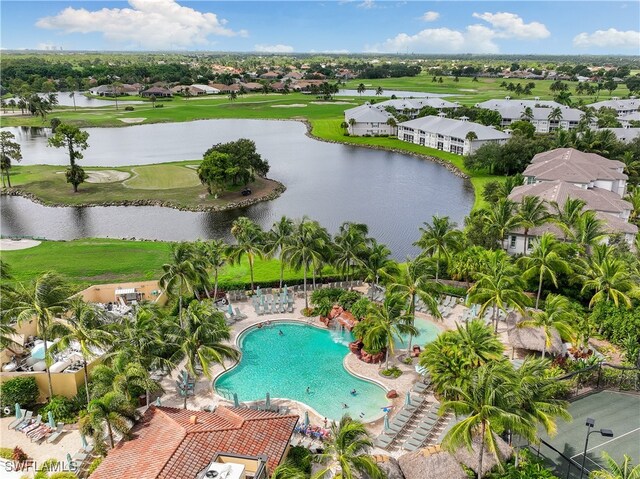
[0,239,41,251]
[271,104,307,108]
[86,170,131,183]
[119,118,146,124]
[310,101,356,105]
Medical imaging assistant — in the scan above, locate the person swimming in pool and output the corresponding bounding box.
[306,386,311,394]
[279,330,284,336]
[350,389,357,396]
[342,403,349,408]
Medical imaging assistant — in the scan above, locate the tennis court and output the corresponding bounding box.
[535,390,640,478]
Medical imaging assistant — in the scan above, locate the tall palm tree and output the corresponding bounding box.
[358,295,417,368]
[550,198,587,241]
[625,185,640,225]
[266,216,294,288]
[547,107,563,124]
[448,246,485,287]
[48,297,112,403]
[468,251,529,332]
[313,415,384,479]
[361,240,398,290]
[414,215,463,282]
[203,239,228,300]
[517,294,575,358]
[441,361,531,477]
[515,196,550,255]
[590,453,640,479]
[10,272,70,399]
[229,217,264,292]
[282,217,330,310]
[334,222,370,284]
[484,199,520,250]
[79,392,138,449]
[520,106,534,121]
[160,243,199,327]
[518,232,570,309]
[167,300,238,380]
[90,357,159,404]
[357,83,366,96]
[574,210,607,254]
[385,257,441,351]
[580,255,635,308]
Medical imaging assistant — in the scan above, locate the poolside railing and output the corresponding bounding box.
[555,362,640,398]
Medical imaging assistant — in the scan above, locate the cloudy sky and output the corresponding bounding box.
[1,0,639,54]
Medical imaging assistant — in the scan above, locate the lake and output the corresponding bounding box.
[6,92,144,108]
[1,120,474,258]
[338,89,453,98]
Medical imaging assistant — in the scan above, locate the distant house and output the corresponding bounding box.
[170,85,206,96]
[587,98,640,115]
[344,104,395,136]
[90,405,298,479]
[397,115,510,155]
[618,111,640,127]
[283,71,303,81]
[141,86,173,98]
[598,128,640,144]
[239,82,263,92]
[506,148,636,252]
[89,85,117,97]
[192,84,220,94]
[259,71,280,80]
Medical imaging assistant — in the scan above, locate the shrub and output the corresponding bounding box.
[311,288,343,305]
[0,448,12,459]
[155,104,164,108]
[380,366,402,378]
[50,473,79,479]
[34,473,48,479]
[313,298,332,317]
[301,307,314,317]
[285,446,311,473]
[50,118,61,132]
[350,297,372,320]
[88,457,103,476]
[337,290,361,310]
[40,396,77,424]
[0,377,39,409]
[124,106,134,111]
[12,446,28,462]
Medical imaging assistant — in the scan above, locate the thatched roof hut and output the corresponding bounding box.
[398,445,467,479]
[359,455,404,479]
[452,433,513,477]
[506,311,562,356]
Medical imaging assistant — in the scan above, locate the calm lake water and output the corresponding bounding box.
[1,120,474,258]
[6,92,144,108]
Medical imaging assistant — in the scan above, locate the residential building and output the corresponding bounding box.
[344,104,395,136]
[90,405,298,479]
[599,128,640,144]
[507,148,636,253]
[587,98,640,115]
[89,84,140,96]
[476,98,585,132]
[618,111,640,127]
[141,86,173,98]
[373,98,458,119]
[397,115,510,155]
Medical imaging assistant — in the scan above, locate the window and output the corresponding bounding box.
[510,236,516,248]
[419,138,425,146]
[527,238,534,250]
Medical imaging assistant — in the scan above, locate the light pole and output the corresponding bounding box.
[579,417,613,479]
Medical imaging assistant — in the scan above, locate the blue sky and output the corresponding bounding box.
[1,1,639,54]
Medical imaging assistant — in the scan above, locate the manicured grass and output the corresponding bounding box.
[124,164,200,190]
[2,239,336,291]
[6,162,278,209]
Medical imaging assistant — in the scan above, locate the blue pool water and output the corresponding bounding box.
[215,322,390,421]
[399,317,441,349]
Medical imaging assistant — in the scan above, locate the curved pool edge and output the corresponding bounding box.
[212,317,390,423]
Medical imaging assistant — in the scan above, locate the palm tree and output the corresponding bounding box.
[580,254,635,308]
[484,199,520,250]
[517,294,575,358]
[48,297,112,403]
[520,106,534,121]
[361,240,397,290]
[357,83,366,96]
[90,358,159,404]
[334,222,369,284]
[10,272,70,399]
[386,117,397,135]
[468,251,529,332]
[448,245,485,287]
[518,232,570,309]
[547,107,563,124]
[574,210,607,254]
[313,415,384,479]
[590,453,640,479]
[0,131,22,188]
[375,86,383,96]
[625,186,640,225]
[359,295,417,368]
[167,300,238,381]
[385,257,441,351]
[414,215,463,282]
[160,243,199,327]
[441,360,531,477]
[465,131,478,142]
[205,239,228,299]
[281,217,329,310]
[515,196,550,255]
[79,392,138,449]
[229,217,264,292]
[550,198,587,240]
[266,216,294,288]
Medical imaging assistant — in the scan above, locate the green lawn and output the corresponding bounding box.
[124,164,200,190]
[2,239,337,291]
[5,162,279,209]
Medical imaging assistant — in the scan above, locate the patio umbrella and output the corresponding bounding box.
[228,304,234,316]
[14,403,21,419]
[283,285,288,300]
[384,413,390,431]
[265,392,271,410]
[303,411,310,428]
[155,397,162,406]
[256,286,261,296]
[66,453,73,470]
[30,341,55,360]
[48,411,56,428]
[405,392,412,406]
[80,433,88,450]
[233,393,239,408]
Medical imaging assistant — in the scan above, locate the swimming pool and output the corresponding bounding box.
[214,322,390,421]
[398,317,441,349]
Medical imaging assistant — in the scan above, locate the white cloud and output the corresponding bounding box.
[472,11,550,39]
[35,0,247,50]
[254,44,294,53]
[310,49,350,54]
[421,11,439,22]
[358,0,375,9]
[573,28,640,49]
[37,43,60,51]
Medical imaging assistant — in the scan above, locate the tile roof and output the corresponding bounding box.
[90,406,298,479]
[598,128,640,144]
[524,148,626,183]
[486,105,583,122]
[345,104,393,123]
[398,116,510,141]
[375,98,458,111]
[476,99,563,109]
[588,98,640,111]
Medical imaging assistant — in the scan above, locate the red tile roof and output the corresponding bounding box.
[91,406,298,479]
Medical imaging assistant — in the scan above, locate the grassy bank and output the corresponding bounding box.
[1,239,337,291]
[5,161,281,210]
